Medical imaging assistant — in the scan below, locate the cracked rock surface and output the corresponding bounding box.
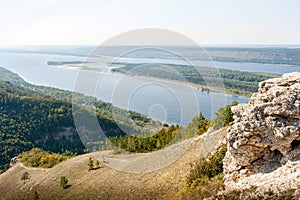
[224,72,300,183]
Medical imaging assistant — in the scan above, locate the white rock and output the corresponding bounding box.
[224,72,300,184]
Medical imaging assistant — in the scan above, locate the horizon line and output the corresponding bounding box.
[1,44,300,48]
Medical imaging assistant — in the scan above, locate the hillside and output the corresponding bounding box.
[0,129,223,200]
[0,67,300,200]
[0,67,160,172]
[0,80,84,171]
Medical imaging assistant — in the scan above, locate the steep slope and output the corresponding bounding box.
[0,80,84,171]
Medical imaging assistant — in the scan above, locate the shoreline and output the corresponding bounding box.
[51,64,252,98]
[128,73,252,98]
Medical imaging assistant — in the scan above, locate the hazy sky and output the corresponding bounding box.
[0,0,299,46]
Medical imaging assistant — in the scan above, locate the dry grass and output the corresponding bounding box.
[0,129,224,200]
[2,127,296,200]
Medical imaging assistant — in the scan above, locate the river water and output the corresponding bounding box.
[1,51,297,125]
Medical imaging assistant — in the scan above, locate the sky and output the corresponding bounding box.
[0,0,300,46]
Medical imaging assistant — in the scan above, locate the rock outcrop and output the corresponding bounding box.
[224,72,300,183]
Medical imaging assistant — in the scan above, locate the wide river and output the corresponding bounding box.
[0,52,298,125]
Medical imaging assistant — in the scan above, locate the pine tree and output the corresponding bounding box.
[197,112,209,135]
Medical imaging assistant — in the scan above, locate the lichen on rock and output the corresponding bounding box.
[223,72,300,183]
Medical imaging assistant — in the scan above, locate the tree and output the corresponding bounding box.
[95,160,100,169]
[197,112,209,135]
[60,176,69,189]
[212,101,238,128]
[88,157,94,171]
[21,172,30,184]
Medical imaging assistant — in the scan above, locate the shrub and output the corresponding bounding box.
[182,174,225,200]
[18,148,70,168]
[88,157,94,171]
[60,176,69,189]
[186,144,227,187]
[182,145,227,199]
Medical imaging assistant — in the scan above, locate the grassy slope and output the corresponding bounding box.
[0,129,223,200]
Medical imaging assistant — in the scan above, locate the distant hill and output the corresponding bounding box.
[2,46,300,66]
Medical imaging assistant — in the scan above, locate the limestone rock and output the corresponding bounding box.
[223,72,300,183]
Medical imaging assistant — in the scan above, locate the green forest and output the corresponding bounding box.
[112,63,278,96]
[100,102,236,154]
[0,67,239,172]
[0,67,158,172]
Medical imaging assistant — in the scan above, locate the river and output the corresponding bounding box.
[1,51,297,125]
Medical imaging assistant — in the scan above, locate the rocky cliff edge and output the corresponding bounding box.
[224,72,300,191]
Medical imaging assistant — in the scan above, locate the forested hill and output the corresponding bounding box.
[0,80,84,171]
[0,67,158,172]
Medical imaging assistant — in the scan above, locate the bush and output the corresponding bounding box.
[182,174,224,200]
[186,145,227,187]
[88,157,94,171]
[60,176,69,189]
[18,148,70,168]
[182,145,227,199]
